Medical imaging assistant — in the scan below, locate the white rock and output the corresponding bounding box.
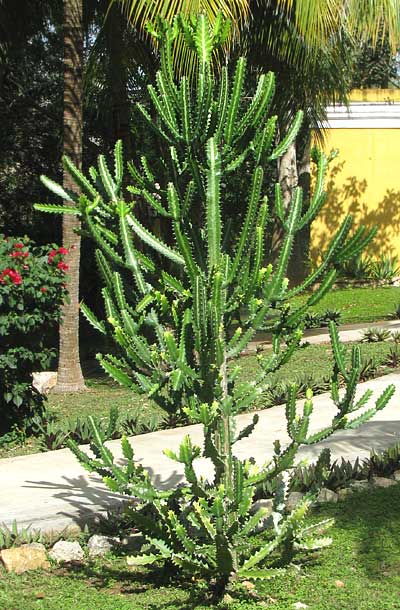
[337,488,353,502]
[87,534,118,558]
[32,371,57,395]
[349,480,370,491]
[286,492,305,512]
[49,540,84,563]
[293,603,309,609]
[371,476,397,488]
[250,499,274,532]
[317,488,338,504]
[392,470,400,482]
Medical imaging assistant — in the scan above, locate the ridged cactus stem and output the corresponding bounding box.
[36,14,392,593]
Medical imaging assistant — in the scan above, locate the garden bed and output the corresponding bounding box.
[1,485,399,610]
[0,340,397,460]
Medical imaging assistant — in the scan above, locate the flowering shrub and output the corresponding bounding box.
[0,235,68,435]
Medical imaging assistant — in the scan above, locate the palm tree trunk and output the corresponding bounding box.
[54,0,86,392]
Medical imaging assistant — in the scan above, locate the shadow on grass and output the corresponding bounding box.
[316,484,400,579]
[61,560,218,609]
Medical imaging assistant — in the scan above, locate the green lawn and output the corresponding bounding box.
[48,341,397,421]
[1,485,400,609]
[292,285,400,325]
[0,339,395,460]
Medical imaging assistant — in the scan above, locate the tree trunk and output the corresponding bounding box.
[292,136,311,282]
[274,141,310,284]
[54,0,86,392]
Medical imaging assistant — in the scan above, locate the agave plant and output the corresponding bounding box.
[361,327,392,343]
[36,14,395,595]
[370,254,400,281]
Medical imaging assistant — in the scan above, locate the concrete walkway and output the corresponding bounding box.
[0,372,399,534]
[245,319,400,353]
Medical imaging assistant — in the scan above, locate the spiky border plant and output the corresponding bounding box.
[36,14,395,595]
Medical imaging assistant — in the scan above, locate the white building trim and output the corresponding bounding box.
[325,102,400,129]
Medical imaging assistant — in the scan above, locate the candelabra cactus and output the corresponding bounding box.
[36,14,394,594]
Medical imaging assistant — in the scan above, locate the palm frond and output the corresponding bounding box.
[113,0,250,75]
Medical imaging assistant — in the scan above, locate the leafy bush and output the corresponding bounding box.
[0,236,68,435]
[37,15,394,595]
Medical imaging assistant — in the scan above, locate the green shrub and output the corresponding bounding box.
[370,254,400,281]
[0,235,67,435]
[37,14,394,596]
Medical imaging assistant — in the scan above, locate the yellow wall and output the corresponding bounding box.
[310,91,400,263]
[349,88,400,102]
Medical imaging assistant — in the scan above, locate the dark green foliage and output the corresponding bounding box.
[357,357,379,382]
[289,449,364,493]
[338,254,373,280]
[0,236,67,435]
[365,443,400,478]
[0,7,63,243]
[290,443,400,493]
[33,404,166,451]
[351,33,399,89]
[304,309,342,329]
[37,14,394,593]
[384,345,400,368]
[338,253,399,284]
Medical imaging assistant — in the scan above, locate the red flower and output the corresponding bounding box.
[48,249,57,263]
[40,287,47,293]
[23,265,29,270]
[57,262,69,272]
[58,247,69,255]
[0,268,22,285]
[14,243,24,249]
[10,249,29,259]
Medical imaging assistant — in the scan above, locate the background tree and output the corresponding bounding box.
[351,33,399,89]
[56,0,86,392]
[116,1,400,283]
